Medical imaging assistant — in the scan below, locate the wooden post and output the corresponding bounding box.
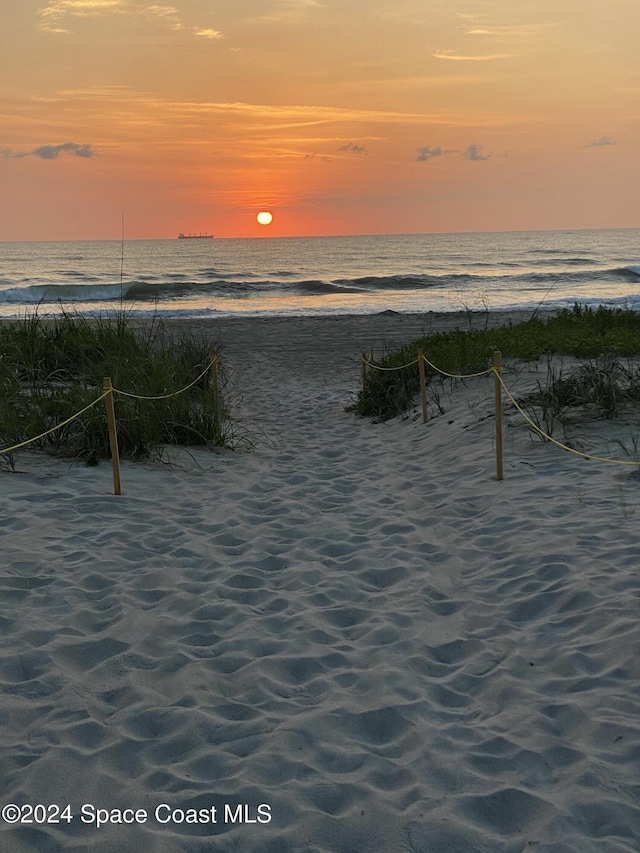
[103,377,121,495]
[362,350,375,396]
[418,348,428,423]
[493,351,503,481]
[210,349,222,444]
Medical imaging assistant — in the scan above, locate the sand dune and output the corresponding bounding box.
[2,311,640,852]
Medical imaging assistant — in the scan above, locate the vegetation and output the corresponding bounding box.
[350,305,640,421]
[0,310,229,465]
[517,354,640,441]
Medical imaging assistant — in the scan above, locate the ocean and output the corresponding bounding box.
[1,229,639,321]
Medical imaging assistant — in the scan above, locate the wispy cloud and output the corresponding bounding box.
[3,142,98,160]
[142,4,222,38]
[143,4,181,27]
[416,145,456,162]
[42,0,124,11]
[31,89,526,159]
[255,0,326,25]
[344,74,496,94]
[38,1,224,39]
[44,87,462,127]
[39,0,125,32]
[585,136,617,148]
[278,0,325,8]
[338,143,367,155]
[433,50,515,62]
[272,0,326,14]
[417,143,492,163]
[466,24,555,39]
[195,28,223,40]
[304,152,332,163]
[416,142,496,163]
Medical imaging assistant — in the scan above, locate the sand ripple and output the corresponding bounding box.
[1,313,640,851]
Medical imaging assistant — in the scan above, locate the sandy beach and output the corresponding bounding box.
[2,309,640,852]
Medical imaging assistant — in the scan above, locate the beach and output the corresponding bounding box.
[2,309,640,852]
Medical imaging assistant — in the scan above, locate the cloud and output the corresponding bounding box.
[3,142,98,160]
[466,24,555,39]
[338,143,367,155]
[144,4,181,27]
[417,143,494,163]
[271,0,325,15]
[463,143,491,161]
[195,28,223,39]
[304,152,332,163]
[279,0,325,8]
[39,0,125,32]
[433,49,515,62]
[141,6,225,38]
[33,88,493,140]
[38,1,224,39]
[416,145,456,162]
[585,136,617,148]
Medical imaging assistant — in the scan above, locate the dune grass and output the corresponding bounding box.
[516,353,640,442]
[0,310,229,465]
[350,305,640,422]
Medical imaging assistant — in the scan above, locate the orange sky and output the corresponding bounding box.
[2,0,639,240]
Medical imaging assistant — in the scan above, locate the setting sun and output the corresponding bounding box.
[257,211,273,226]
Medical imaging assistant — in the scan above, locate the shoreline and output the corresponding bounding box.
[156,307,552,371]
[2,307,551,389]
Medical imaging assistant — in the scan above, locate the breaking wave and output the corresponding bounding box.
[1,265,639,308]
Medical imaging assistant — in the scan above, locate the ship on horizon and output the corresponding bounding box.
[178,232,213,239]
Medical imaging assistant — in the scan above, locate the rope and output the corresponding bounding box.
[362,356,419,371]
[362,347,639,469]
[0,357,217,457]
[421,354,493,380]
[112,358,215,401]
[363,353,492,380]
[494,369,640,467]
[0,391,109,455]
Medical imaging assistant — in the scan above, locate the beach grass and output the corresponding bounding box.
[0,309,229,464]
[515,353,640,441]
[351,305,640,422]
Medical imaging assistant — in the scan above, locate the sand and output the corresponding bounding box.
[2,310,640,852]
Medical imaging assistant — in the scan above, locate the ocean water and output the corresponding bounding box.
[0,229,639,321]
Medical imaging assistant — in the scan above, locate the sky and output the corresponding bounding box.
[1,0,639,240]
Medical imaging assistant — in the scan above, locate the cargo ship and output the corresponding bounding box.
[178,232,213,239]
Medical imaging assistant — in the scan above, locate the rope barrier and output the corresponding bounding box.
[3,344,637,492]
[0,358,216,458]
[494,368,640,467]
[362,356,420,371]
[421,355,492,380]
[362,353,492,380]
[0,391,110,456]
[362,346,640,473]
[112,357,215,401]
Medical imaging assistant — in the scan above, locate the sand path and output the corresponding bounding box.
[2,311,640,852]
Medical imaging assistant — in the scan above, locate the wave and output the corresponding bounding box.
[529,257,598,267]
[0,278,366,305]
[338,266,640,290]
[295,280,362,295]
[511,266,640,285]
[341,274,449,290]
[1,265,639,306]
[125,278,365,300]
[0,282,127,304]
